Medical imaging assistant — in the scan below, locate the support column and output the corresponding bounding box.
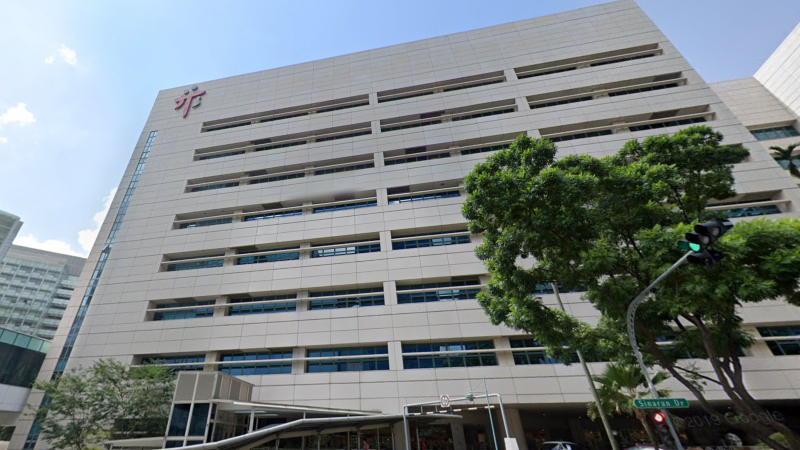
[293,347,306,374]
[389,341,404,371]
[515,97,530,112]
[504,68,518,82]
[505,408,528,450]
[296,290,310,312]
[204,351,219,372]
[374,152,385,168]
[379,231,392,253]
[383,281,397,305]
[377,188,389,207]
[393,420,408,450]
[213,296,227,318]
[451,422,467,450]
[372,120,381,135]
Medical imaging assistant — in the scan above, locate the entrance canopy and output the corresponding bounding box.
[175,413,461,450]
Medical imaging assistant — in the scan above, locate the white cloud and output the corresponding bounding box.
[12,188,117,258]
[77,187,117,253]
[58,45,77,66]
[1,103,36,125]
[0,137,7,144]
[13,234,84,257]
[44,55,55,64]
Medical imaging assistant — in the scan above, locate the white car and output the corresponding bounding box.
[542,441,584,450]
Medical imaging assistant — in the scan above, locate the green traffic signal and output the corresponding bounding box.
[677,240,701,252]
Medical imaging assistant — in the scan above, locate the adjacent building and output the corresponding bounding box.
[0,211,22,264]
[0,246,86,341]
[0,328,50,430]
[710,21,800,188]
[11,1,800,450]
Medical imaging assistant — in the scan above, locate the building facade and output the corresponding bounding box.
[11,1,800,449]
[0,246,86,341]
[0,328,50,429]
[0,210,22,264]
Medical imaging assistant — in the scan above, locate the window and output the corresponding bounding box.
[306,346,389,372]
[168,404,191,437]
[532,283,588,295]
[628,117,706,132]
[377,71,505,103]
[166,257,224,272]
[154,301,215,321]
[314,162,374,176]
[509,338,561,365]
[179,218,233,229]
[244,209,302,222]
[530,96,593,109]
[198,150,245,160]
[190,182,239,192]
[607,83,679,97]
[758,326,800,356]
[311,240,381,258]
[460,144,510,156]
[253,140,305,152]
[776,157,800,170]
[228,295,297,315]
[219,351,293,375]
[388,190,460,204]
[236,249,300,265]
[313,200,377,213]
[385,150,451,166]
[515,44,660,79]
[548,130,613,143]
[392,231,470,250]
[396,279,481,304]
[751,126,799,141]
[451,107,516,122]
[402,341,498,369]
[308,287,384,310]
[249,172,304,185]
[142,355,206,372]
[722,205,781,218]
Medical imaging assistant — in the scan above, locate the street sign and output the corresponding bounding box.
[440,395,450,408]
[634,398,690,409]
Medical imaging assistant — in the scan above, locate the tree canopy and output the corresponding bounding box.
[462,127,800,450]
[31,359,176,450]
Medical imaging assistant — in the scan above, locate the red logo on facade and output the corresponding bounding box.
[174,86,206,118]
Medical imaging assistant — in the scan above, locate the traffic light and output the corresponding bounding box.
[652,412,677,448]
[679,218,733,266]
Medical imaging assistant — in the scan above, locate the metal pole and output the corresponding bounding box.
[483,378,499,450]
[626,252,691,450]
[552,283,620,450]
[403,405,411,450]
[493,394,511,438]
[415,425,421,450]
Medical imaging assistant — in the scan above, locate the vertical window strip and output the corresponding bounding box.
[24,130,157,450]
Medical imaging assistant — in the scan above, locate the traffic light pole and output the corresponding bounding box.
[626,251,691,450]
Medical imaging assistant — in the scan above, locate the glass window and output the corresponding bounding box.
[142,355,206,372]
[154,301,215,321]
[308,288,384,310]
[190,182,239,192]
[179,218,233,229]
[228,295,297,316]
[628,116,706,132]
[306,346,389,372]
[758,326,800,356]
[166,258,224,272]
[396,279,481,304]
[392,233,470,250]
[751,126,800,141]
[402,341,498,369]
[188,403,210,437]
[313,200,377,214]
[168,404,191,436]
[236,250,299,265]
[311,242,380,258]
[219,351,293,375]
[314,163,374,176]
[388,190,460,205]
[244,209,302,222]
[249,172,305,185]
[722,204,781,218]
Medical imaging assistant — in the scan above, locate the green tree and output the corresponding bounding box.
[31,359,176,450]
[462,128,800,450]
[588,363,669,449]
[769,143,800,178]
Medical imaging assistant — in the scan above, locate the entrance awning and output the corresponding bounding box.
[175,413,461,450]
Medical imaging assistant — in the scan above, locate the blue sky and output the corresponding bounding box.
[1,0,798,257]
